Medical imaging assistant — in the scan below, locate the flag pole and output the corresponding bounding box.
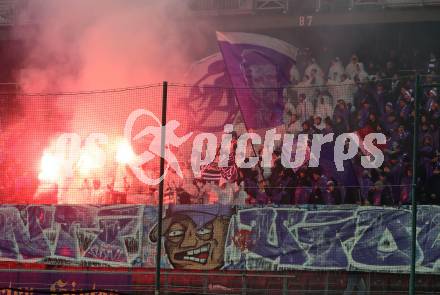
[155,81,168,295]
[215,41,267,189]
[231,88,268,188]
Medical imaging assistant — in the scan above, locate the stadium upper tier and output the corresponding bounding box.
[187,0,440,30]
[2,0,440,28]
[189,0,440,13]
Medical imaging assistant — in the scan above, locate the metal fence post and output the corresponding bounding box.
[282,275,288,295]
[409,74,421,295]
[242,273,247,295]
[155,81,168,295]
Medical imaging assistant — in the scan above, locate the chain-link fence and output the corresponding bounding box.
[0,76,439,293]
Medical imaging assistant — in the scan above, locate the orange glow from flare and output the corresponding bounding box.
[77,146,105,176]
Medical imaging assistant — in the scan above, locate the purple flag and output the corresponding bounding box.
[184,53,238,132]
[217,32,298,130]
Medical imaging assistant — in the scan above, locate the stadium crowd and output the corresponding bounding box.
[0,48,439,206]
[165,49,440,206]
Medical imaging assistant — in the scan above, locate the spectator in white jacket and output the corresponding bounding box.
[296,93,314,123]
[354,63,369,82]
[345,54,362,79]
[327,71,341,105]
[315,94,333,120]
[310,68,325,90]
[295,75,314,100]
[304,58,324,79]
[328,57,345,81]
[285,113,303,135]
[340,74,356,106]
[283,97,296,125]
[289,64,301,85]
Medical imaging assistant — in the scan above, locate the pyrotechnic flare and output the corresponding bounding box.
[38,152,62,183]
[116,140,135,164]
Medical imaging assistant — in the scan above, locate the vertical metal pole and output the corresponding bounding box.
[155,81,168,295]
[282,275,288,295]
[409,75,421,295]
[316,0,321,13]
[241,273,247,295]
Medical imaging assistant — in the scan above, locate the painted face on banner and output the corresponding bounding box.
[149,206,231,270]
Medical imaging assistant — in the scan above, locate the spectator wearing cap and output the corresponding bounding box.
[322,180,341,205]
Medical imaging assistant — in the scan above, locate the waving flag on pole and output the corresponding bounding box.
[216,32,298,130]
[184,53,238,132]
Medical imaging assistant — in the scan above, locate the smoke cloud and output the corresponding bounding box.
[16,0,207,91]
[2,0,213,186]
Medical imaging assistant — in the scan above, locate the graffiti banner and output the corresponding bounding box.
[0,204,439,274]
